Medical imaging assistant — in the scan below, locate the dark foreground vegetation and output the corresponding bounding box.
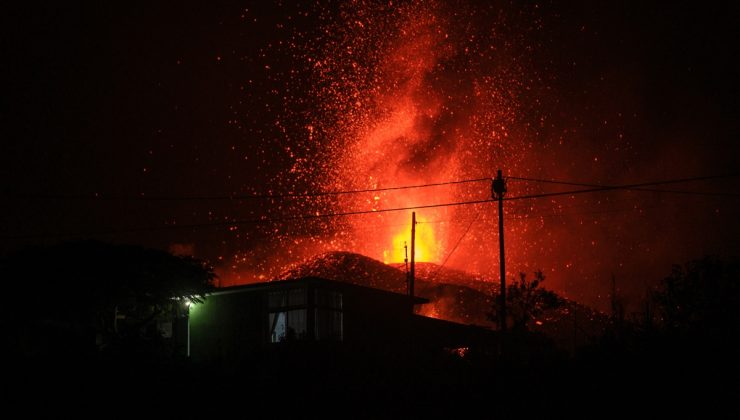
[2,242,738,416]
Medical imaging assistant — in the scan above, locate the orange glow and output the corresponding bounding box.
[225,1,535,289]
[417,300,441,319]
[383,215,441,264]
[319,5,459,269]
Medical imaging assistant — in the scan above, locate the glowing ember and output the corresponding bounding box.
[5,1,738,322]
[208,0,740,314]
[223,1,536,285]
[309,0,523,269]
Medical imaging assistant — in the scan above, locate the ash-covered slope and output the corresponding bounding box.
[280,251,407,293]
[280,251,608,347]
[280,251,494,325]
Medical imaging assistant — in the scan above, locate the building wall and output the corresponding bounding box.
[341,289,413,345]
[188,279,427,367]
[188,292,264,365]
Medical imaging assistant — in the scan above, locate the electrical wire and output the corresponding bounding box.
[508,174,740,197]
[5,177,492,201]
[4,173,738,239]
[425,212,481,283]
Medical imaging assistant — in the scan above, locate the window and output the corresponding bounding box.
[268,289,307,343]
[315,309,342,341]
[268,288,306,308]
[266,287,343,343]
[268,310,307,342]
[315,289,342,310]
[315,289,343,341]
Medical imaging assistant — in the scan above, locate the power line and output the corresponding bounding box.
[4,174,737,239]
[508,174,740,197]
[5,177,492,201]
[8,173,737,202]
[2,198,496,239]
[506,174,740,201]
[426,212,480,283]
[508,201,702,221]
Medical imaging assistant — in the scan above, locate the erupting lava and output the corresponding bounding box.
[383,214,441,264]
[308,0,525,271]
[220,0,694,312]
[222,0,533,285]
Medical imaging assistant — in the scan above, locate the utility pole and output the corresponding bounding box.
[404,241,409,291]
[409,211,417,297]
[404,241,409,274]
[492,169,507,332]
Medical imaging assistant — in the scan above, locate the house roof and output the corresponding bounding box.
[207,276,429,305]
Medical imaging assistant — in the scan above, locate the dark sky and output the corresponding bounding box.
[3,1,739,311]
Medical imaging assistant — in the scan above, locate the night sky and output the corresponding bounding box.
[3,1,739,312]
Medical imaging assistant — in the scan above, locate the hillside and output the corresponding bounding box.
[280,251,609,349]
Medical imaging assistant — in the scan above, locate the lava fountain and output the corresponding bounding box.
[215,1,729,313]
[308,0,527,271]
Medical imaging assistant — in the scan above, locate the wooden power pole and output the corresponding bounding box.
[409,211,417,297]
[492,170,507,332]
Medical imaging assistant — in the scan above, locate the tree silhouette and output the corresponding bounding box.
[652,256,740,340]
[3,240,215,357]
[489,270,562,332]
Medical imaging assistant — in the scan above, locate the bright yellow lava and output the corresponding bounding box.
[383,216,440,264]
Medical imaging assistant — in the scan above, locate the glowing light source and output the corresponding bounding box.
[384,214,441,264]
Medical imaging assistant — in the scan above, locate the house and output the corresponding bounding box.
[187,276,497,367]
